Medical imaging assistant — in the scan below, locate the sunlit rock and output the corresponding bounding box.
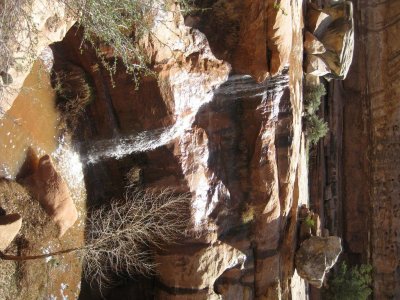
[305,55,331,76]
[305,1,354,79]
[295,236,342,287]
[21,153,77,237]
[304,31,326,55]
[0,213,22,251]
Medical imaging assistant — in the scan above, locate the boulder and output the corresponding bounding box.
[306,4,331,35]
[22,154,78,237]
[305,1,355,79]
[0,213,22,251]
[305,55,331,76]
[295,236,342,287]
[319,3,354,79]
[304,31,326,55]
[156,241,246,298]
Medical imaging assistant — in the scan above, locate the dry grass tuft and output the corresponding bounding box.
[54,63,93,132]
[0,179,84,300]
[0,179,57,300]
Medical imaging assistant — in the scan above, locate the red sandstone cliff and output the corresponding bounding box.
[319,0,400,298]
[49,0,307,299]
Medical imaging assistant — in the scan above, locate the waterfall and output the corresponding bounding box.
[83,71,289,165]
[84,117,191,164]
[214,70,289,100]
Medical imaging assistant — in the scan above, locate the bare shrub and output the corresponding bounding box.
[82,188,191,289]
[0,0,193,107]
[0,0,38,108]
[0,188,191,291]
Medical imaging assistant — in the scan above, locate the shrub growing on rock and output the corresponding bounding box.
[304,83,326,115]
[305,114,329,145]
[323,261,373,300]
[303,83,329,145]
[63,0,193,79]
[54,64,93,131]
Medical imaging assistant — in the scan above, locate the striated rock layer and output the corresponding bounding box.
[336,0,400,298]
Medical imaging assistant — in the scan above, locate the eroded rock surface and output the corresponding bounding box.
[51,1,305,299]
[189,0,292,82]
[337,0,400,298]
[295,236,342,287]
[0,213,22,251]
[304,1,354,79]
[21,154,77,237]
[157,240,246,299]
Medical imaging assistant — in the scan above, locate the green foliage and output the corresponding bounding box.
[241,205,255,224]
[305,114,329,145]
[303,83,328,145]
[65,0,192,81]
[304,84,326,115]
[323,262,373,300]
[304,215,315,229]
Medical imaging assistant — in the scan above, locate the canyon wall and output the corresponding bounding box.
[50,0,306,298]
[341,0,400,298]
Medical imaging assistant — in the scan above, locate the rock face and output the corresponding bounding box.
[189,0,292,82]
[0,213,22,251]
[51,0,305,298]
[304,31,326,55]
[304,1,354,79]
[22,154,77,237]
[295,236,342,288]
[156,240,246,299]
[336,0,400,298]
[0,0,75,116]
[305,55,331,76]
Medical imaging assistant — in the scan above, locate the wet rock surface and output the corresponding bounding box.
[48,1,306,299]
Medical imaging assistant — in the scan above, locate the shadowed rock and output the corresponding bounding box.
[295,236,342,287]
